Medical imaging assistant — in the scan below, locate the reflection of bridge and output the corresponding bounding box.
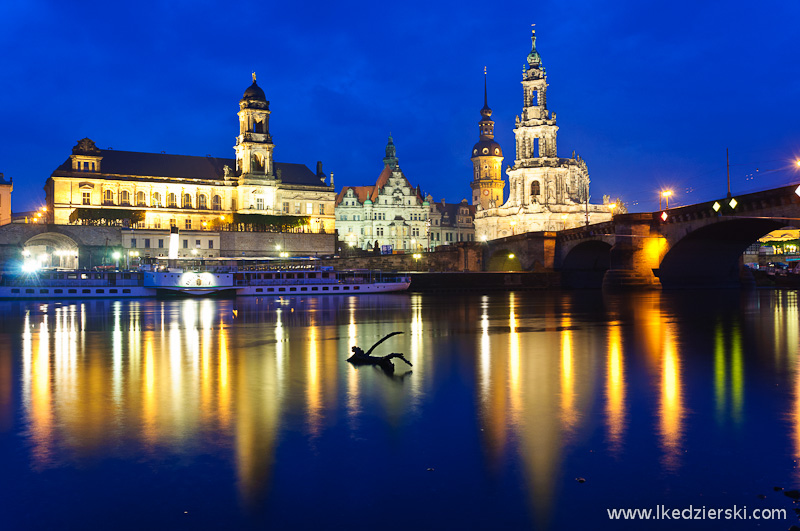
[485,183,800,289]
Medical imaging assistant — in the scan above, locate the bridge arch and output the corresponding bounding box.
[487,249,523,271]
[658,218,793,289]
[23,232,80,269]
[560,240,612,288]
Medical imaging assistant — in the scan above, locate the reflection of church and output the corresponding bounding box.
[473,29,613,240]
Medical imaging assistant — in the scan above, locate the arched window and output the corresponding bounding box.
[531,181,541,196]
[212,195,221,210]
[120,190,130,205]
[136,191,146,206]
[183,194,192,208]
[152,192,162,207]
[198,194,207,209]
[167,193,177,208]
[104,189,114,205]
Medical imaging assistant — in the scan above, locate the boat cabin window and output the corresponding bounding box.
[322,273,330,279]
[285,273,294,279]
[307,273,316,279]
[68,289,77,294]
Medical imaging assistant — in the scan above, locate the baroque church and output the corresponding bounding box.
[473,28,613,240]
[45,75,336,236]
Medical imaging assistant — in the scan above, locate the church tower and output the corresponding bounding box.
[506,26,589,208]
[470,70,505,211]
[235,73,275,182]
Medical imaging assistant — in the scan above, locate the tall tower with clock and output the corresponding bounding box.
[470,70,505,211]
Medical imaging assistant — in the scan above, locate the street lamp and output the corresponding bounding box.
[660,190,673,209]
[510,220,517,235]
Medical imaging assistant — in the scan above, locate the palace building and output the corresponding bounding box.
[45,75,336,236]
[474,28,613,240]
[335,137,475,251]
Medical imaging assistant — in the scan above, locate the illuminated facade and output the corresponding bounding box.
[335,137,476,251]
[470,72,505,210]
[0,173,11,226]
[335,136,432,251]
[44,76,336,234]
[474,28,612,240]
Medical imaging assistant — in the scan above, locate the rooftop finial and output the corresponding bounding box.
[527,24,542,68]
[483,66,488,108]
[252,71,257,83]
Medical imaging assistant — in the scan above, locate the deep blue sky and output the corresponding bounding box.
[1,0,798,213]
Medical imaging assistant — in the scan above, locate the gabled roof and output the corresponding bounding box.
[54,149,323,186]
[335,185,376,205]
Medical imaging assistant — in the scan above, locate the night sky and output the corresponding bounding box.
[1,0,798,213]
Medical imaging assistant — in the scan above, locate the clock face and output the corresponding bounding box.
[483,190,489,196]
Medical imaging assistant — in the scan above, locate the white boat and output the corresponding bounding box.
[0,267,410,299]
[0,270,154,299]
[144,267,411,296]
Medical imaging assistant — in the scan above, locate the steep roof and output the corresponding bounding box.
[54,149,323,186]
[335,185,376,205]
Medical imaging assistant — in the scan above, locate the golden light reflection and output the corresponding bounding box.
[346,304,360,426]
[605,324,625,453]
[659,325,684,472]
[306,322,323,436]
[30,316,53,467]
[559,316,577,432]
[508,293,521,425]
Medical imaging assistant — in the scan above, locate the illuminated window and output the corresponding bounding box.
[185,218,192,230]
[231,198,237,210]
[168,193,177,208]
[256,197,264,210]
[294,202,301,214]
[212,195,221,210]
[103,189,114,205]
[136,191,146,206]
[153,192,162,207]
[319,203,325,215]
[183,194,192,208]
[154,217,162,229]
[531,181,540,196]
[120,190,130,205]
[198,195,207,209]
[283,202,289,213]
[82,191,91,205]
[306,202,313,215]
[169,218,177,228]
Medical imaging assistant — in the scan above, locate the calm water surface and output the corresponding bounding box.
[1,291,799,530]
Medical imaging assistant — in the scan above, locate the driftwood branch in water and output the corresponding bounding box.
[348,331,412,374]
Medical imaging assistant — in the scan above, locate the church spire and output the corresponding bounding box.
[527,24,542,69]
[383,134,399,169]
[483,66,489,110]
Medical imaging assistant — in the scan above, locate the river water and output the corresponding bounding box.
[1,290,799,530]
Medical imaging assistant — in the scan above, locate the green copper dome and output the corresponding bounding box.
[527,29,541,68]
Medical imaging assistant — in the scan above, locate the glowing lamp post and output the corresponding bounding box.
[660,190,673,210]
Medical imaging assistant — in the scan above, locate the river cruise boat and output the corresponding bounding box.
[145,267,410,296]
[0,266,410,299]
[0,270,153,299]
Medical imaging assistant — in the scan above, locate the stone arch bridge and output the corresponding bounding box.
[484,183,800,289]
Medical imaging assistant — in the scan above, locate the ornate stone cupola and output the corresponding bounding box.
[235,73,275,181]
[470,69,505,210]
[70,138,103,173]
[383,135,399,169]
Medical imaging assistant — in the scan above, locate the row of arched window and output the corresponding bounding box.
[100,190,224,210]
